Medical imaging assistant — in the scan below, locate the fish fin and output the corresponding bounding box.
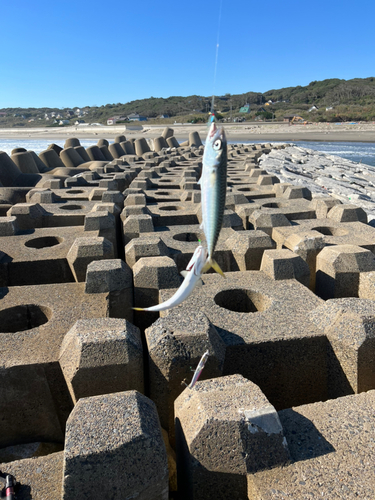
[211,259,226,278]
[196,278,204,288]
[197,177,202,185]
[133,307,146,311]
[201,259,226,278]
[200,222,204,230]
[180,270,188,278]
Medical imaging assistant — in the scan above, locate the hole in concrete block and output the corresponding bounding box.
[0,304,52,333]
[173,232,200,242]
[25,236,63,249]
[159,206,183,211]
[311,226,349,236]
[67,190,85,194]
[237,187,254,192]
[156,192,172,196]
[214,289,271,313]
[262,202,286,209]
[59,204,84,211]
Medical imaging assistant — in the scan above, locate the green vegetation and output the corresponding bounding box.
[1,77,375,128]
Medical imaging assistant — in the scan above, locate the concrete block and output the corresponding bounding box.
[225,230,275,270]
[114,134,126,143]
[123,214,154,245]
[327,203,368,223]
[101,190,125,206]
[67,237,114,282]
[26,188,56,204]
[134,138,150,156]
[74,146,91,162]
[189,131,202,147]
[359,271,375,299]
[59,318,143,403]
[261,249,310,287]
[316,244,375,299]
[162,127,174,139]
[11,151,40,174]
[125,235,169,268]
[309,197,342,218]
[257,175,280,186]
[84,211,117,257]
[249,209,291,236]
[309,298,375,395]
[145,310,225,440]
[282,186,312,200]
[0,216,19,236]
[7,203,47,230]
[64,138,81,148]
[133,256,181,330]
[39,149,66,170]
[86,145,106,161]
[249,391,375,499]
[175,375,290,500]
[85,259,133,321]
[167,136,180,148]
[62,391,168,500]
[283,230,326,291]
[124,193,146,207]
[108,142,125,159]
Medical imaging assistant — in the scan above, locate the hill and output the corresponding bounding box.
[1,77,375,128]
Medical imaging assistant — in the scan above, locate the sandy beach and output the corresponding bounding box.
[0,121,374,144]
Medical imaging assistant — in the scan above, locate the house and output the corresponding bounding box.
[127,113,147,122]
[74,120,85,125]
[239,104,250,113]
[326,106,333,111]
[308,105,319,112]
[59,120,70,125]
[0,112,7,117]
[107,116,127,125]
[158,114,169,119]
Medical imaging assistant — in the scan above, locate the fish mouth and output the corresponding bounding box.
[208,122,226,142]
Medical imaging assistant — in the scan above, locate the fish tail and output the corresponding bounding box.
[202,258,226,278]
[133,307,146,311]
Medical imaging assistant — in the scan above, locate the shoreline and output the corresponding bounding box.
[0,122,374,144]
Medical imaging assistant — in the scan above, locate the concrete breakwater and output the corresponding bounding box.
[0,129,375,499]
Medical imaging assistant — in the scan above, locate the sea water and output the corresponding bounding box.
[0,138,374,167]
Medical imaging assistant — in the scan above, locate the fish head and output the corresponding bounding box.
[205,122,227,166]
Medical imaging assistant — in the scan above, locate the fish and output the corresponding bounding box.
[188,350,209,389]
[199,121,227,277]
[133,245,208,312]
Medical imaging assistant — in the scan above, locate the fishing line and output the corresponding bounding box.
[210,0,223,118]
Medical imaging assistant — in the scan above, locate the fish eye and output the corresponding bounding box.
[213,139,222,151]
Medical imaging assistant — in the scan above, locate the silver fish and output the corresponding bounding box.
[133,245,208,312]
[199,121,227,276]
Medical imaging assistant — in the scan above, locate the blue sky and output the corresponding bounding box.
[1,0,374,109]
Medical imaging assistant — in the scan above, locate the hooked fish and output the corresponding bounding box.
[133,245,208,312]
[199,121,227,277]
[188,350,209,389]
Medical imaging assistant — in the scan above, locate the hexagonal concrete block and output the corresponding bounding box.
[282,186,312,200]
[225,230,274,270]
[6,203,47,230]
[309,298,375,395]
[283,230,326,291]
[67,237,114,282]
[309,197,342,219]
[257,175,280,186]
[123,214,154,245]
[175,375,290,500]
[327,204,368,224]
[145,309,226,442]
[25,188,56,204]
[316,244,375,299]
[85,259,133,321]
[0,216,19,236]
[62,391,168,500]
[133,256,181,330]
[249,209,291,236]
[125,236,169,268]
[59,318,143,403]
[261,249,310,287]
[124,193,147,207]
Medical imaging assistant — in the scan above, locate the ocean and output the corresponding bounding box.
[0,138,374,168]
